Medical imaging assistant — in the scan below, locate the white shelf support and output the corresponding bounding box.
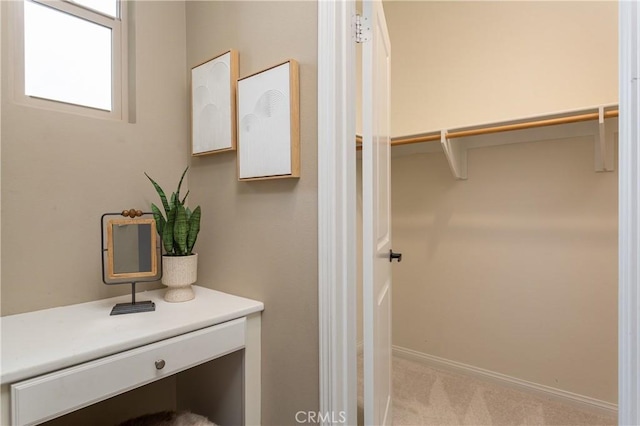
[595,106,615,172]
[440,130,467,180]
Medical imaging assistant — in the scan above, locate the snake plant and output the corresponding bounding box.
[145,167,201,256]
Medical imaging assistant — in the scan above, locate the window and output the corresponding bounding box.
[13,0,127,119]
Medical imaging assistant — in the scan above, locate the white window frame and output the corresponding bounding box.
[8,0,128,120]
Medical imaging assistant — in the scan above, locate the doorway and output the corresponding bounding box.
[319,4,638,424]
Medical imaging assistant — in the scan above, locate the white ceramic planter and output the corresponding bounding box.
[161,253,197,302]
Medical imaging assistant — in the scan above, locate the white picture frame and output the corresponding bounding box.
[237,60,300,180]
[191,50,239,155]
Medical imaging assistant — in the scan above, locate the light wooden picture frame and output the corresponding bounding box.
[237,59,300,181]
[106,218,158,281]
[191,49,239,155]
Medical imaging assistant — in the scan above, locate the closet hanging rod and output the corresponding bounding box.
[356,108,619,148]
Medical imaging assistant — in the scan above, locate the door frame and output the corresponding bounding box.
[317,1,357,425]
[318,1,640,424]
[618,1,640,424]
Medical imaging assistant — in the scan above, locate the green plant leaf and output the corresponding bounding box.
[145,172,170,215]
[163,207,176,254]
[187,205,201,254]
[181,190,190,205]
[150,203,166,237]
[174,203,189,255]
[175,167,189,204]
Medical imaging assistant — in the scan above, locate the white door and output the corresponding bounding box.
[362,0,393,425]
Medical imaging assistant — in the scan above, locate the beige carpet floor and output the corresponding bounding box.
[358,355,616,426]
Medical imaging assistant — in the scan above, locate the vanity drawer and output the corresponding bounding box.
[11,318,246,426]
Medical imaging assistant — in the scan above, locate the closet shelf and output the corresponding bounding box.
[390,107,618,146]
[357,105,619,179]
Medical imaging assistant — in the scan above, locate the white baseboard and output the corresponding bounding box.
[392,345,617,417]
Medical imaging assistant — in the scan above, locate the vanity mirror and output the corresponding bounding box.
[101,209,162,315]
[107,218,157,279]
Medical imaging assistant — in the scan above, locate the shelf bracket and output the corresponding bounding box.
[441,130,467,180]
[595,106,615,172]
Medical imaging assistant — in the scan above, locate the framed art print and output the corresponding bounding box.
[237,59,300,180]
[191,49,239,155]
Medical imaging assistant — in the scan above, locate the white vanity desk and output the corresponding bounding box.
[0,286,263,426]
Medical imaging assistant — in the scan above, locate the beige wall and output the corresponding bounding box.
[383,1,618,137]
[374,0,619,404]
[391,137,618,403]
[184,2,318,424]
[1,1,189,315]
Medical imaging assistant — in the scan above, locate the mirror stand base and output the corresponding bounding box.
[109,283,156,315]
[110,300,156,316]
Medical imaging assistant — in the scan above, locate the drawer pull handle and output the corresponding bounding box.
[155,359,166,370]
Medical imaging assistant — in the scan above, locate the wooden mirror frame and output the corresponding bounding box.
[106,217,158,280]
